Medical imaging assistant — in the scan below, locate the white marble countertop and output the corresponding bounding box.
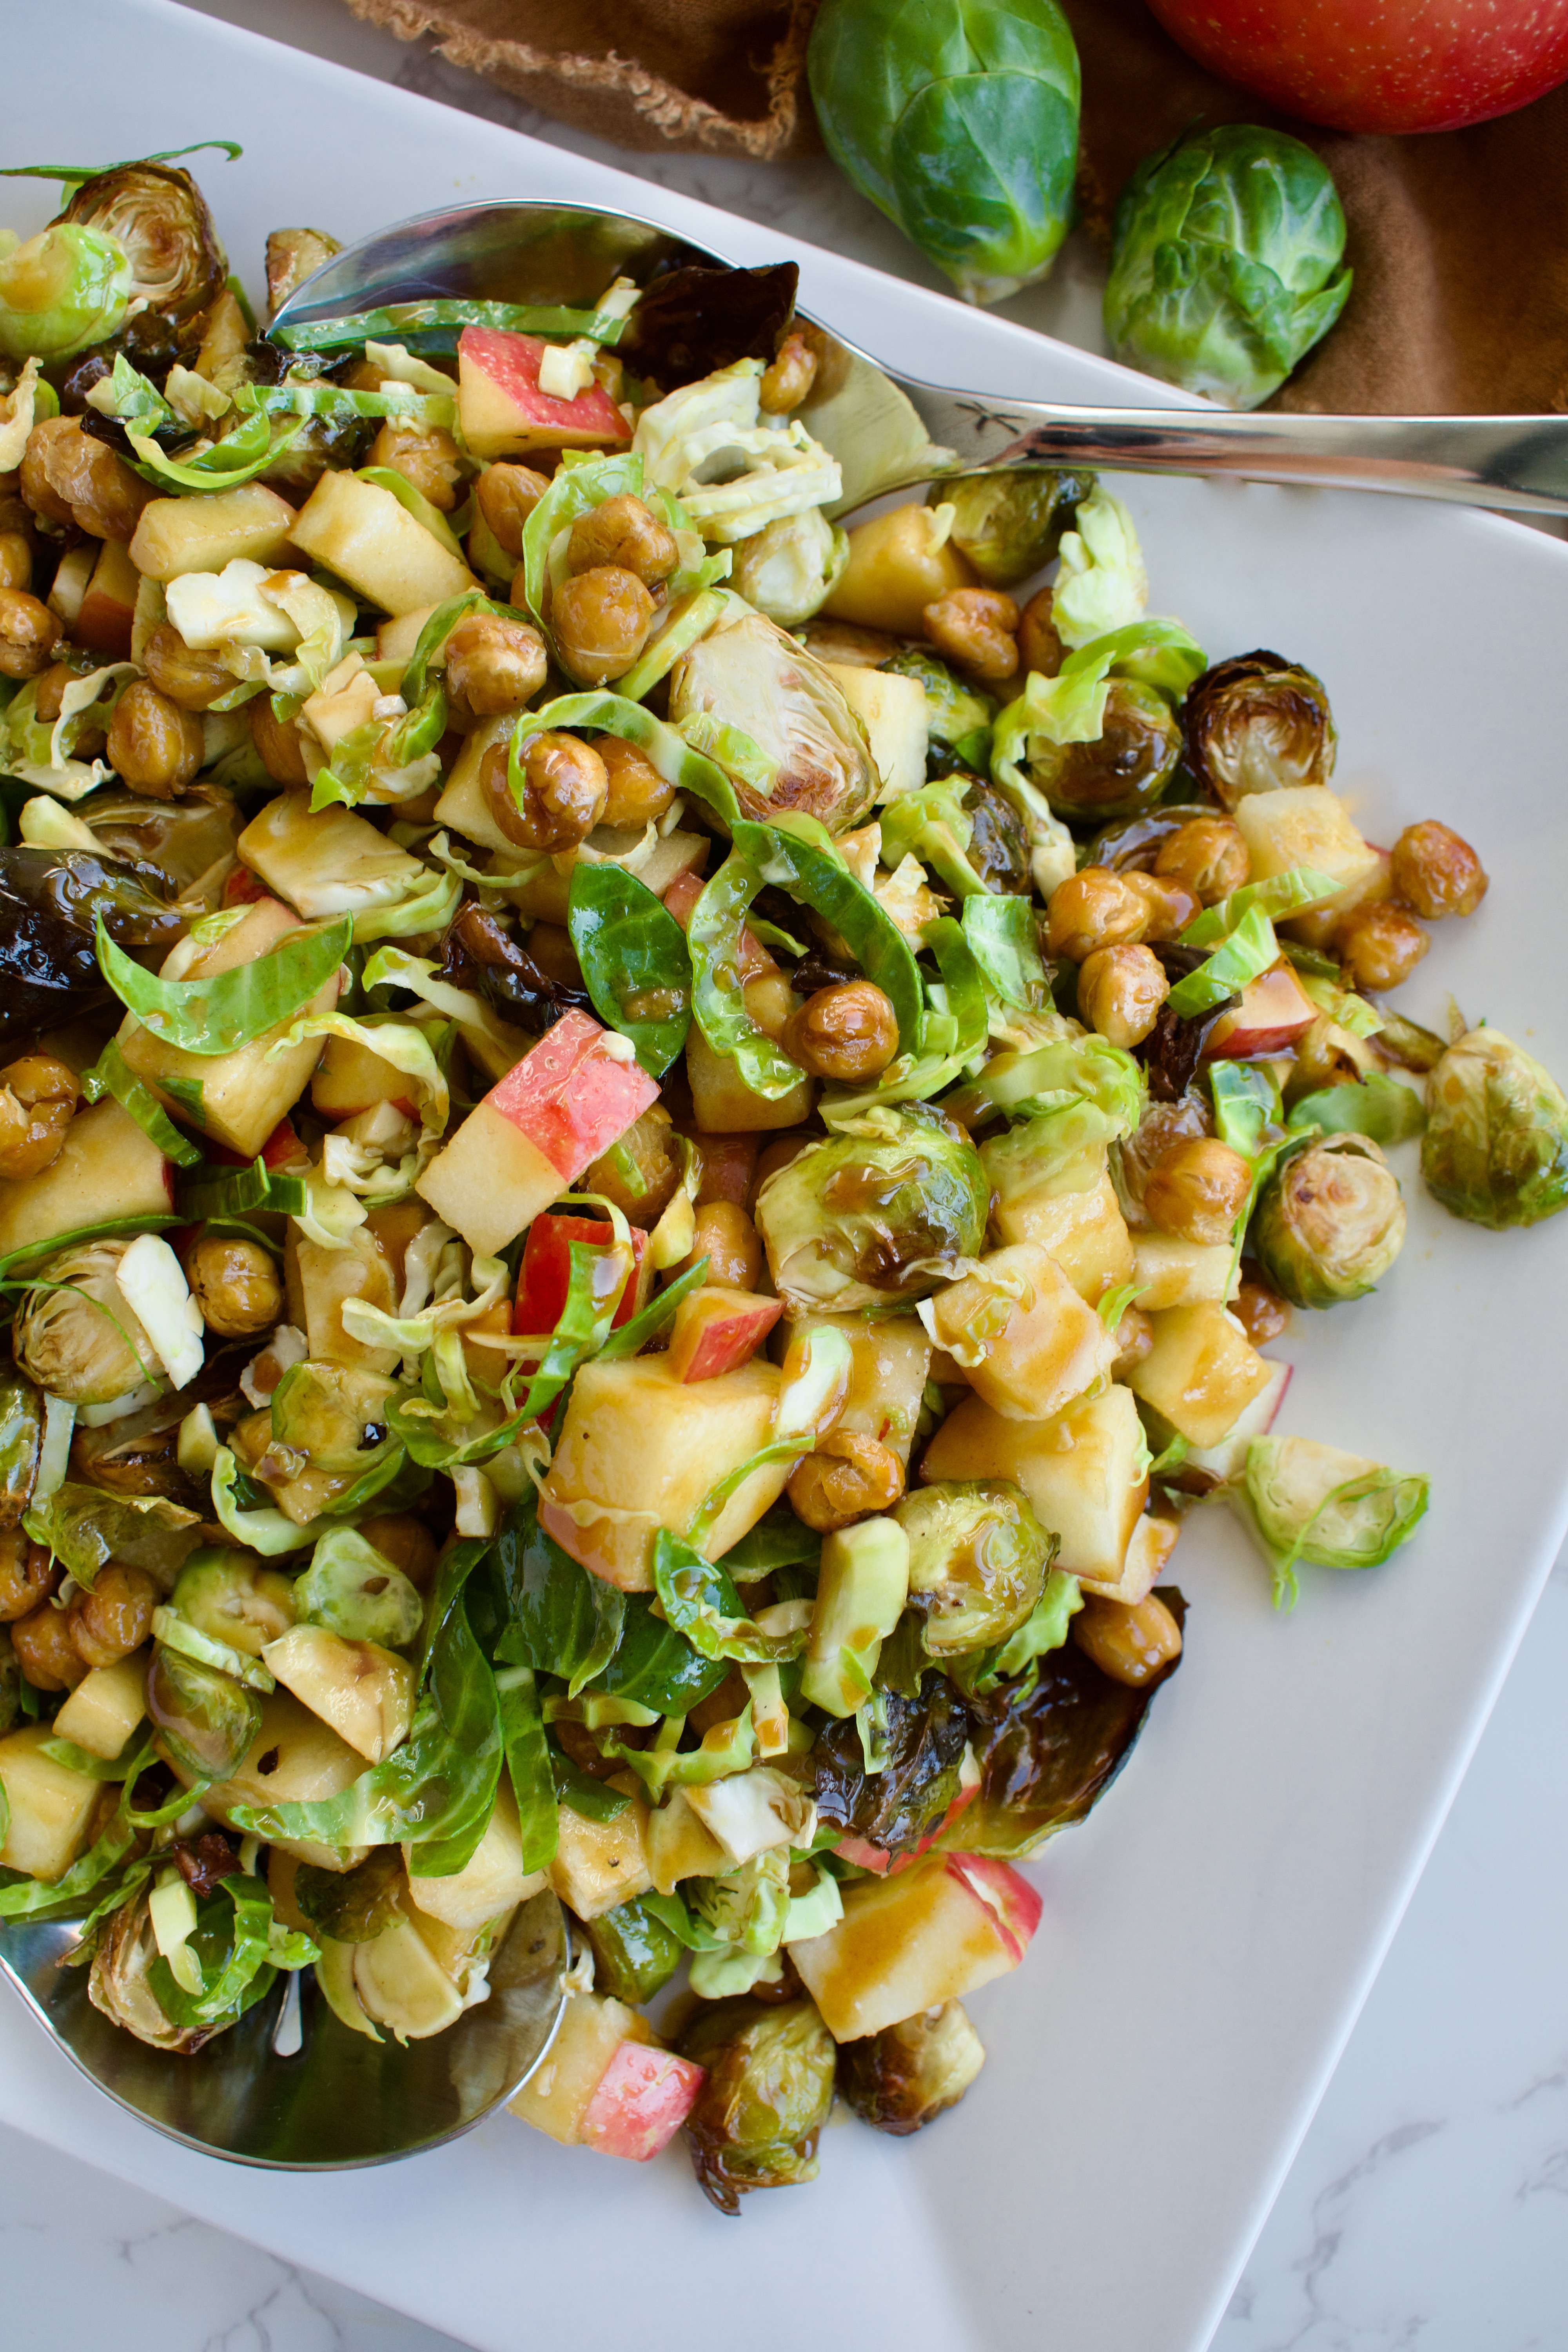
[7,9,1564,2343]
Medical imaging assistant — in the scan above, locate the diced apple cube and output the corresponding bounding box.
[51,1650,148,1760]
[353,1917,464,2040]
[546,1788,652,1920]
[1078,1510,1181,1604]
[822,663,927,800]
[288,468,477,614]
[784,1312,931,1469]
[74,537,139,659]
[987,1161,1134,1305]
[0,1099,171,1261]
[645,1786,731,1893]
[1203,961,1317,1060]
[1179,1357,1292,1485]
[376,603,439,665]
[129,481,297,582]
[310,1031,419,1121]
[921,1384,1149,1585]
[1234,786,1380,912]
[788,1849,1039,2042]
[687,1025,815,1134]
[0,1724,103,1881]
[1126,1303,1272,1450]
[926,1241,1115,1423]
[203,1691,372,1872]
[404,1780,544,1934]
[509,1989,653,2145]
[457,327,632,461]
[262,1625,415,1763]
[238,791,435,924]
[668,1285,782,1382]
[1131,1232,1238,1310]
[287,1226,398,1374]
[580,2041,705,2161]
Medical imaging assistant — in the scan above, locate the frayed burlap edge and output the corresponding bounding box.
[341,0,823,158]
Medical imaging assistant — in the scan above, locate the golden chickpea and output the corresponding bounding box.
[0,586,60,680]
[70,1561,159,1670]
[357,1512,440,1591]
[186,1234,283,1339]
[1078,942,1169,1050]
[749,1134,811,1212]
[788,1431,905,1531]
[922,586,1020,683]
[1390,820,1488,920]
[1143,1136,1253,1246]
[759,329,819,414]
[12,1598,87,1690]
[679,1201,762,1291]
[565,494,677,589]
[368,421,463,511]
[33,659,92,724]
[742,971,799,1041]
[1123,870,1199,942]
[107,679,205,799]
[1289,1013,1361,1098]
[250,691,310,786]
[141,621,234,713]
[1233,1270,1292,1348]
[0,1532,56,1622]
[552,563,656,685]
[782,980,901,1082]
[0,1054,80,1182]
[475,462,551,559]
[1072,1590,1182,1686]
[443,612,547,715]
[1017,583,1065,678]
[1336,901,1429,993]
[1154,813,1250,906]
[599,734,675,829]
[0,531,31,591]
[482,729,608,852]
[1044,866,1148,962]
[1109,1303,1154,1380]
[21,416,150,539]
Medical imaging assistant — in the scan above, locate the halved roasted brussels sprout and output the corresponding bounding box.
[934,469,1087,589]
[270,1363,399,1477]
[265,228,342,321]
[170,1547,297,1659]
[1422,1028,1568,1231]
[0,223,131,361]
[293,1848,406,1944]
[678,1995,837,2214]
[667,608,878,836]
[13,1240,159,1406]
[893,1481,1053,1654]
[884,644,995,775]
[293,1528,424,1648]
[58,164,227,323]
[1182,650,1336,808]
[839,1999,985,2134]
[730,508,849,627]
[88,1889,211,2054]
[1024,678,1182,822]
[1254,1133,1406,1308]
[755,1103,988,1314]
[147,1643,262,1782]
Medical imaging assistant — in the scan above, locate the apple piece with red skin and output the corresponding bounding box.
[666,1284,782,1383]
[1145,0,1568,132]
[834,1775,981,1878]
[1202,961,1316,1060]
[578,2042,706,2162]
[788,1848,1041,2041]
[74,539,139,661]
[457,327,632,461]
[416,1010,659,1260]
[513,1212,650,1338]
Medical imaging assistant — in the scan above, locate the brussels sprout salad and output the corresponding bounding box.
[0,149,1563,2210]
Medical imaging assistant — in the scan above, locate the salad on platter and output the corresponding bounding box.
[0,148,1562,2209]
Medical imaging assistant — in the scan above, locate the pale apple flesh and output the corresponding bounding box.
[788,1851,1042,2042]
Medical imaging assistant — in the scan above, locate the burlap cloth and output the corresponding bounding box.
[335,0,1568,415]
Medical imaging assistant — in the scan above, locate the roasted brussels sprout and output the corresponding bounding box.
[147,1643,262,1781]
[58,164,228,323]
[691,1849,793,1958]
[839,2000,985,2134]
[88,1889,212,2055]
[0,848,183,1037]
[934,469,1087,589]
[265,227,341,320]
[1254,1133,1406,1308]
[270,1362,399,1477]
[1182,650,1336,808]
[729,508,849,627]
[895,1482,1053,1654]
[1422,1028,1568,1230]
[678,1996,837,2214]
[808,1672,970,1857]
[0,223,132,361]
[961,776,1032,893]
[1242,1436,1429,1591]
[586,1896,685,2005]
[884,644,995,774]
[1022,677,1182,823]
[1104,126,1352,410]
[13,1240,159,1406]
[293,1848,405,1944]
[754,1103,988,1314]
[293,1528,424,1648]
[170,1546,296,1659]
[667,608,878,837]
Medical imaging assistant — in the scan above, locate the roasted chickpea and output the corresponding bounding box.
[1123,870,1199,941]
[1233,1269,1292,1348]
[475,461,550,559]
[551,563,656,686]
[1143,1137,1253,1246]
[186,1233,283,1339]
[1390,819,1488,920]
[0,585,60,679]
[70,1560,159,1670]
[523,922,583,987]
[368,421,463,511]
[922,587,1020,684]
[788,1430,905,1531]
[1072,1591,1182,1686]
[1154,813,1250,905]
[1109,1303,1154,1380]
[1017,583,1065,677]
[1336,901,1429,993]
[250,691,311,786]
[1044,866,1148,962]
[107,679,204,799]
[357,1512,440,1590]
[759,329,819,414]
[1288,1013,1362,1099]
[21,415,151,539]
[565,494,677,589]
[443,612,547,715]
[12,1599,88,1690]
[678,1201,762,1291]
[1078,942,1169,1050]
[749,1134,811,1212]
[743,971,799,1041]
[0,531,32,592]
[32,656,98,724]
[0,1532,57,1622]
[482,729,608,852]
[0,1053,80,1182]
[599,734,675,829]
[782,980,901,1082]
[141,621,234,713]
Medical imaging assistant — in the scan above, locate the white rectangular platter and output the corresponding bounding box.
[4,8,1568,2348]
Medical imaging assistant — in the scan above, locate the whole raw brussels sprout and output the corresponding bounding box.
[1422,1028,1568,1230]
[838,1998,985,2134]
[1183,650,1337,807]
[934,468,1088,588]
[667,607,878,837]
[730,508,849,627]
[678,1995,837,2214]
[893,1480,1053,1654]
[12,1239,158,1405]
[1254,1133,1406,1308]
[58,163,227,323]
[755,1102,988,1314]
[1104,125,1352,410]
[1022,675,1182,822]
[147,1643,261,1782]
[808,0,1081,306]
[0,223,132,361]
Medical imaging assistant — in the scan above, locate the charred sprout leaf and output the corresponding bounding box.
[1105,125,1351,410]
[678,1995,837,2215]
[1182,650,1337,808]
[893,1481,1053,1654]
[58,164,227,322]
[27,1479,200,1585]
[1253,1133,1406,1308]
[960,777,1033,895]
[839,1999,985,2134]
[292,1848,405,1944]
[936,468,1088,588]
[807,1672,970,1856]
[586,1895,685,2004]
[669,609,878,838]
[1422,1028,1568,1231]
[1238,1438,1429,1610]
[755,1102,988,1314]
[566,862,691,1078]
[0,849,183,1035]
[619,261,799,388]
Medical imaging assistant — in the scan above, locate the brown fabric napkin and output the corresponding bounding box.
[336,0,1568,414]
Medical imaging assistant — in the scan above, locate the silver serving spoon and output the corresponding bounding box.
[0,1886,568,2168]
[274,197,1568,519]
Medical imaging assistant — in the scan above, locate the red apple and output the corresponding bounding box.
[74,538,139,660]
[224,864,269,907]
[1203,962,1316,1060]
[514,1212,650,1338]
[457,327,631,461]
[835,1777,980,1878]
[1145,0,1568,133]
[1179,1357,1292,1488]
[945,1852,1044,1965]
[578,2042,705,2162]
[788,1848,1041,2041]
[666,1284,782,1383]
